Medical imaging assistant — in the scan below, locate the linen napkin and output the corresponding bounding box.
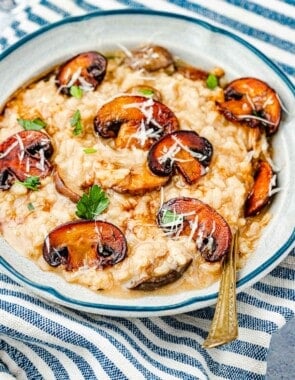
[0,1,294,379]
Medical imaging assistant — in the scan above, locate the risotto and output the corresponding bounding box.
[0,45,280,296]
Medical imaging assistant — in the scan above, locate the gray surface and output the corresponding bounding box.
[266,317,295,379]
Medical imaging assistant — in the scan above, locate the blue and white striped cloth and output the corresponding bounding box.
[0,1,294,379]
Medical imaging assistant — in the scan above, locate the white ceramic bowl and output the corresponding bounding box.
[0,10,294,317]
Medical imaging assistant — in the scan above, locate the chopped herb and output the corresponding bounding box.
[70,85,83,99]
[83,147,97,154]
[18,118,46,131]
[139,88,154,96]
[70,110,83,136]
[206,74,218,90]
[27,202,35,211]
[17,176,41,191]
[161,209,183,225]
[76,184,109,220]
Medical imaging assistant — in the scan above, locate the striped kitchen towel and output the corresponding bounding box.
[0,1,295,379]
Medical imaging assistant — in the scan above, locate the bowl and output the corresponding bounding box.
[0,10,294,317]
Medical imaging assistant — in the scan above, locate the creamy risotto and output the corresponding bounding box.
[0,45,280,296]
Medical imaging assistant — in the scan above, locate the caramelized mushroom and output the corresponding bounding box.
[125,45,174,72]
[0,130,53,190]
[157,197,232,262]
[94,95,179,149]
[218,77,281,135]
[148,130,213,184]
[176,63,208,81]
[56,51,107,95]
[43,220,127,271]
[128,258,192,291]
[113,162,169,195]
[53,169,80,203]
[245,160,276,217]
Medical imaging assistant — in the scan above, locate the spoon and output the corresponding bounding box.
[202,231,239,348]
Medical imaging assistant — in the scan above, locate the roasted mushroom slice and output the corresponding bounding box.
[157,197,232,262]
[148,131,213,184]
[0,130,53,190]
[94,95,179,149]
[128,258,192,291]
[56,51,107,95]
[113,162,170,195]
[43,220,127,271]
[53,169,80,203]
[245,160,276,217]
[176,63,208,81]
[218,77,281,135]
[125,45,174,72]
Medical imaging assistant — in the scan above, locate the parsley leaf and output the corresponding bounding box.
[206,74,218,90]
[70,110,83,136]
[70,85,83,99]
[76,184,109,220]
[27,202,35,211]
[161,209,183,225]
[17,176,41,191]
[18,118,46,131]
[83,147,97,154]
[139,88,154,96]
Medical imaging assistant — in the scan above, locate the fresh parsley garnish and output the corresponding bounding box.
[206,74,218,90]
[18,176,41,191]
[18,118,46,131]
[139,88,154,96]
[70,85,83,99]
[83,147,97,154]
[161,209,183,225]
[70,110,83,136]
[27,202,35,211]
[76,184,110,220]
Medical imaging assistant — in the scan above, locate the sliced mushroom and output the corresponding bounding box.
[56,51,107,95]
[113,162,170,195]
[94,95,179,149]
[125,45,174,72]
[43,220,127,271]
[176,63,208,81]
[148,130,213,184]
[218,77,281,135]
[157,197,232,262]
[53,169,80,203]
[0,130,53,190]
[125,85,162,102]
[128,258,192,291]
[245,160,276,217]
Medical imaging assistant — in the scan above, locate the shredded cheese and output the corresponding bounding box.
[0,140,19,159]
[237,114,276,126]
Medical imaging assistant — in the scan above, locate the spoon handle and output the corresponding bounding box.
[203,232,238,348]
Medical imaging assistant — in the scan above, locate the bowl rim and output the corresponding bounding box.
[0,9,294,315]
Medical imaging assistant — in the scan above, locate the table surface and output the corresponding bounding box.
[267,317,295,379]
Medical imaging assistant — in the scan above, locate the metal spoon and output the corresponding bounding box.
[202,231,239,348]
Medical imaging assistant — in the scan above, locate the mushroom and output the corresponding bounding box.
[0,130,53,190]
[56,51,107,95]
[53,169,80,203]
[94,95,179,149]
[128,258,192,291]
[218,77,281,135]
[113,162,170,195]
[148,130,213,184]
[157,197,232,262]
[43,220,127,271]
[245,160,276,217]
[125,45,174,72]
[176,63,208,81]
